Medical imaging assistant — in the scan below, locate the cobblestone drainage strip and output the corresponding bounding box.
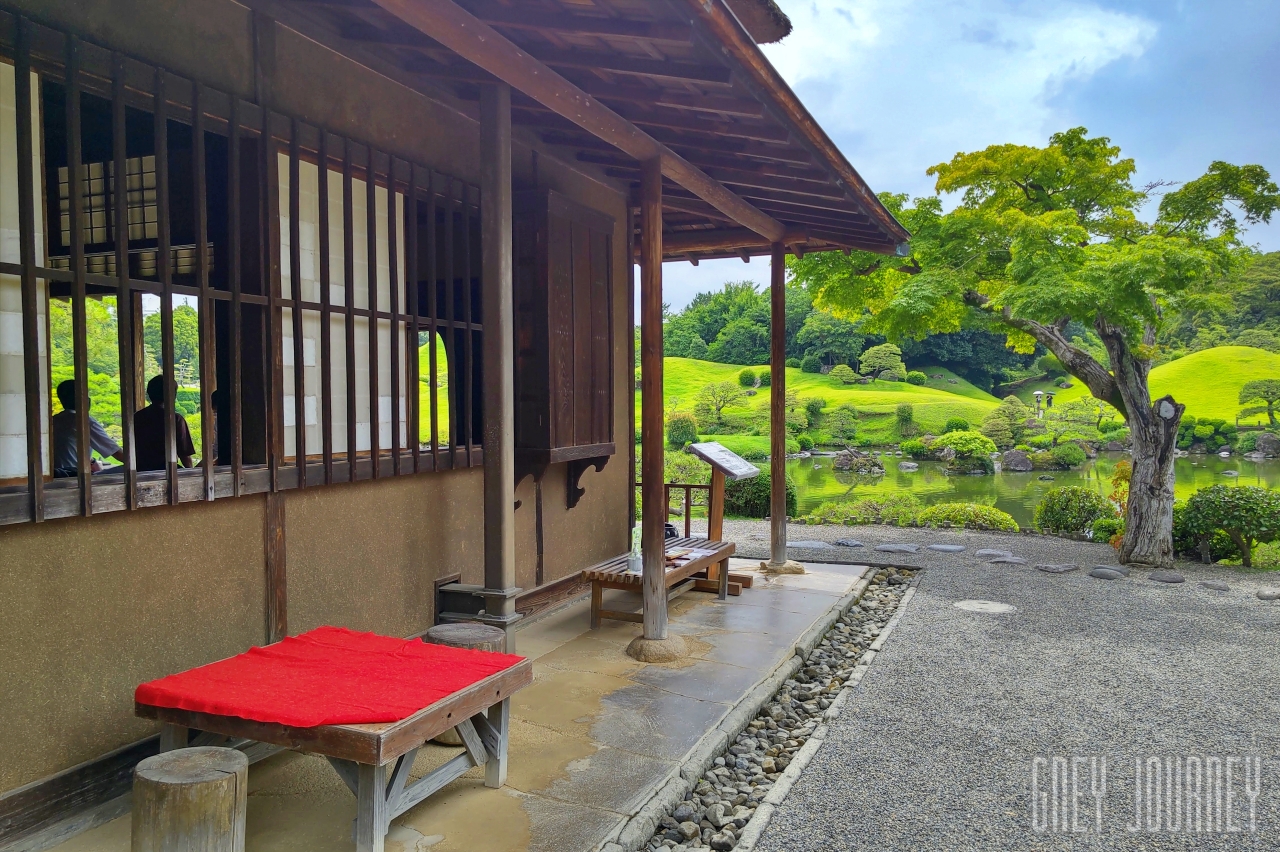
[599,567,918,852]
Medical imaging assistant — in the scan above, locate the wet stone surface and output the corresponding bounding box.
[642,569,913,852]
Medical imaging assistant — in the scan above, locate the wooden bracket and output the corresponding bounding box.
[566,456,609,509]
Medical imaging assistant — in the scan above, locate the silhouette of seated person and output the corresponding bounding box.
[134,376,196,472]
[50,379,125,477]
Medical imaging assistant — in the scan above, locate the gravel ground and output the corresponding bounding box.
[750,534,1280,851]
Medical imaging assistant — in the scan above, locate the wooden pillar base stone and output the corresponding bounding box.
[625,633,688,663]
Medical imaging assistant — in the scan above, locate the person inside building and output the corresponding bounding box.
[134,375,196,471]
[50,379,126,477]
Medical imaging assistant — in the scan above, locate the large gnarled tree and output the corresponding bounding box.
[792,128,1278,568]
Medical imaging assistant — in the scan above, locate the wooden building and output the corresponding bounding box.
[0,0,907,848]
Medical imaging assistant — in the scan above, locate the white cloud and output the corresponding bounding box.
[763,0,1157,196]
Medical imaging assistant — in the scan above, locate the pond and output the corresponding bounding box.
[786,451,1280,529]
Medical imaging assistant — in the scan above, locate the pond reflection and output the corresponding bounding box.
[787,451,1280,529]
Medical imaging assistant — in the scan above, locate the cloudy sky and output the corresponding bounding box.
[652,0,1280,312]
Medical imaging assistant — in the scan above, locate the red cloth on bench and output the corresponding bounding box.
[135,626,524,728]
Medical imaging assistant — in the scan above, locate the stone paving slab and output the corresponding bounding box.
[48,562,867,852]
[754,549,1280,851]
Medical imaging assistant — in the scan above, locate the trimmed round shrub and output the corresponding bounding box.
[942,417,969,434]
[1090,516,1123,542]
[931,430,997,458]
[1034,487,1117,534]
[738,368,757,387]
[796,433,814,451]
[1037,353,1066,377]
[829,364,857,384]
[724,472,797,519]
[803,396,827,419]
[1193,424,1215,440]
[905,370,927,385]
[802,494,920,527]
[1048,442,1087,468]
[900,438,930,459]
[666,411,699,448]
[917,503,1019,532]
[759,370,772,387]
[785,357,801,368]
[800,354,822,373]
[1184,484,1280,567]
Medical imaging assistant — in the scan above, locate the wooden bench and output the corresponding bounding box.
[136,647,532,852]
[582,536,744,628]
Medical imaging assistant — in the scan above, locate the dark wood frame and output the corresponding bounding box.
[0,10,487,526]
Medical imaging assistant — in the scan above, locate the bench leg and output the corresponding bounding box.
[158,723,188,752]
[355,762,390,852]
[717,558,730,601]
[590,582,602,630]
[484,698,510,789]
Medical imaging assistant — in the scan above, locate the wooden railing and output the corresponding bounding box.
[635,480,715,539]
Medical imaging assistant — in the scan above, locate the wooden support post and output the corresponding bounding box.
[264,491,287,643]
[708,468,727,598]
[639,158,667,642]
[768,242,787,567]
[354,762,389,852]
[131,748,247,852]
[483,697,510,789]
[479,83,520,641]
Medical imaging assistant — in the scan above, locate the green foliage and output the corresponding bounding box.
[666,411,699,448]
[895,402,914,427]
[785,358,801,368]
[905,370,927,385]
[979,413,1015,450]
[1239,378,1280,426]
[917,503,1019,532]
[804,494,921,527]
[693,381,747,428]
[1091,516,1124,542]
[49,297,120,375]
[803,397,827,419]
[724,472,796,519]
[859,343,905,381]
[1034,487,1118,534]
[794,309,864,369]
[1037,353,1066,377]
[796,433,814,451]
[708,317,770,365]
[143,304,201,373]
[800,354,822,373]
[759,371,771,388]
[942,417,970,433]
[829,364,857,384]
[825,403,859,442]
[900,438,929,459]
[1184,484,1280,567]
[1047,442,1087,468]
[738,368,757,388]
[930,429,996,458]
[1235,329,1280,352]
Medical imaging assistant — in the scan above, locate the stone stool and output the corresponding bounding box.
[421,623,507,745]
[132,747,247,852]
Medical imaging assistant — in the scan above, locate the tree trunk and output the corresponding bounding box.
[1097,321,1184,569]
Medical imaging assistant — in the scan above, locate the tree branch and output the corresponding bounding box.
[963,290,1127,417]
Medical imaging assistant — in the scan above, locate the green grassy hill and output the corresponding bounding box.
[1013,346,1280,424]
[639,357,1000,449]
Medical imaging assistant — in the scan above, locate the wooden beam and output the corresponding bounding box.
[265,491,287,642]
[679,0,911,250]
[480,83,519,637]
[469,3,694,45]
[518,46,731,86]
[367,0,785,241]
[655,227,808,255]
[639,158,667,641]
[769,242,787,567]
[541,130,814,167]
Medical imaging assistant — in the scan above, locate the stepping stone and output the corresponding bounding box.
[989,556,1027,565]
[1148,570,1185,584]
[834,539,864,548]
[1034,563,1078,574]
[1199,580,1230,591]
[874,543,920,554]
[789,540,833,549]
[1257,588,1280,601]
[975,549,1012,558]
[1094,565,1130,577]
[927,544,966,553]
[1089,567,1125,580]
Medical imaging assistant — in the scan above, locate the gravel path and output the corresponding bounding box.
[750,538,1280,851]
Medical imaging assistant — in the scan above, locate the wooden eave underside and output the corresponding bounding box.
[254,0,908,262]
